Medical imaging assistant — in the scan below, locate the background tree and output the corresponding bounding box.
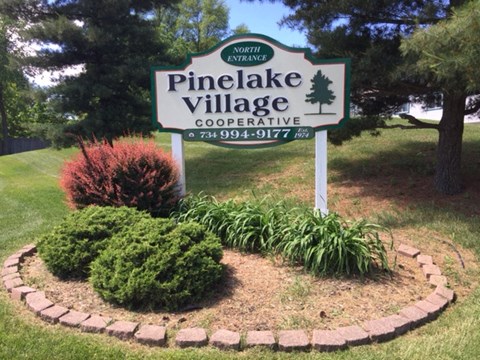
[275,0,478,195]
[1,14,54,152]
[157,0,249,64]
[174,0,229,53]
[0,0,178,145]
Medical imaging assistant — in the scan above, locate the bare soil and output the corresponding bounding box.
[21,235,476,333]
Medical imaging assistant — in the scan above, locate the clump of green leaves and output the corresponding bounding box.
[272,209,390,275]
[37,206,153,279]
[39,205,223,310]
[173,194,391,276]
[90,220,223,310]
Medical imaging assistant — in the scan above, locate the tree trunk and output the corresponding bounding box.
[434,91,466,195]
[0,84,9,155]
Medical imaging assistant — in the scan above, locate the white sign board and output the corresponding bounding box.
[152,34,350,148]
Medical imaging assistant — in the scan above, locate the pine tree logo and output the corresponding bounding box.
[305,70,336,115]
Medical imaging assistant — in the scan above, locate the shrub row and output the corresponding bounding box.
[172,194,392,276]
[38,206,223,310]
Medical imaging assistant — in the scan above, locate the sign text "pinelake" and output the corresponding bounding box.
[167,68,303,117]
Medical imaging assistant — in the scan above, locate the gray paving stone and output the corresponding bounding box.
[210,329,241,350]
[417,254,433,266]
[422,264,442,279]
[4,277,23,292]
[278,330,310,352]
[20,244,37,257]
[414,300,442,321]
[10,286,36,301]
[106,320,139,340]
[245,331,276,349]
[435,285,455,303]
[134,324,167,346]
[336,325,371,346]
[80,315,112,333]
[425,293,449,311]
[59,310,91,327]
[2,272,21,281]
[398,244,420,258]
[399,305,429,328]
[382,314,412,336]
[362,318,396,342]
[25,291,53,314]
[3,257,20,268]
[176,328,208,348]
[429,275,448,287]
[312,330,347,352]
[1,266,18,276]
[40,305,69,324]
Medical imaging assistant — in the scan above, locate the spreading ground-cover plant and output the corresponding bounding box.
[172,193,391,276]
[38,205,223,310]
[90,220,223,310]
[37,206,153,279]
[60,137,182,217]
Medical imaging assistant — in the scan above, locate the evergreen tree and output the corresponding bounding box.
[305,70,336,114]
[278,0,478,194]
[0,0,178,144]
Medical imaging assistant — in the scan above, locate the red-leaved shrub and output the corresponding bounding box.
[60,137,182,216]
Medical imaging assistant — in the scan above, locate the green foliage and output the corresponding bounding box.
[328,115,384,145]
[1,0,179,143]
[272,209,391,275]
[174,194,283,252]
[90,220,223,310]
[173,194,391,276]
[156,1,249,64]
[37,206,153,279]
[401,1,480,93]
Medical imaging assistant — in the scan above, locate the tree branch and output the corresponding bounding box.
[398,113,439,129]
[382,124,422,130]
[464,101,480,115]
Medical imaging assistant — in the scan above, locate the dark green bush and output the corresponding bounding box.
[89,221,223,310]
[37,206,160,279]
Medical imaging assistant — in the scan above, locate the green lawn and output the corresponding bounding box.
[1,123,480,359]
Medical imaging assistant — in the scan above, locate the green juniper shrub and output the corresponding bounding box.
[89,220,223,311]
[37,206,155,279]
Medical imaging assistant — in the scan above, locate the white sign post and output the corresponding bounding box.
[151,34,350,212]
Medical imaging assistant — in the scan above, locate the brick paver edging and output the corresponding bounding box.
[3,243,456,352]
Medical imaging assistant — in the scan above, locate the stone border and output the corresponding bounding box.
[3,244,456,352]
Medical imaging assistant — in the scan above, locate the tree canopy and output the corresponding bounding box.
[0,0,179,144]
[277,0,479,194]
[401,0,480,93]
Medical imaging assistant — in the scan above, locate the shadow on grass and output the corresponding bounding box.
[184,140,313,196]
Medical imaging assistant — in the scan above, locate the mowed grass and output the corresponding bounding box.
[1,121,480,359]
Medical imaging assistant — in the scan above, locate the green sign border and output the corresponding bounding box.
[151,33,351,149]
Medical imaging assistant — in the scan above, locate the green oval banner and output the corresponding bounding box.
[221,41,274,66]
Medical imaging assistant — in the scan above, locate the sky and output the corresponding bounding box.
[225,0,307,47]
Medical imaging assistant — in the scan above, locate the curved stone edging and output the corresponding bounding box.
[2,243,456,352]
